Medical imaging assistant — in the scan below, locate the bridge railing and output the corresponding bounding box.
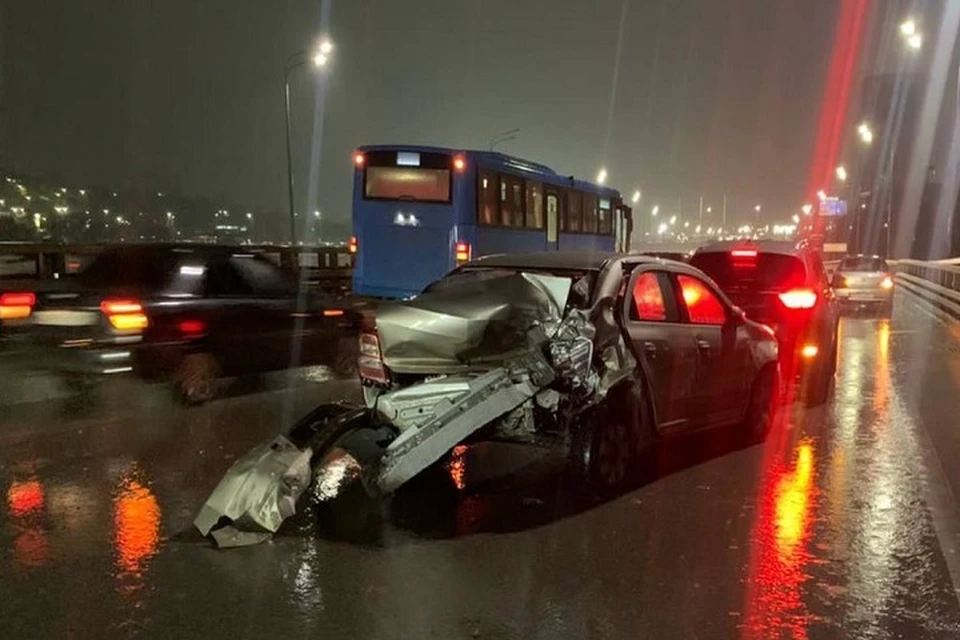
[892,259,960,318]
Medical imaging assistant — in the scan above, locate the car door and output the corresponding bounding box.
[672,272,746,426]
[621,268,698,433]
[204,256,290,374]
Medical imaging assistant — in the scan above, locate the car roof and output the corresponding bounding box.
[464,251,676,271]
[692,239,805,257]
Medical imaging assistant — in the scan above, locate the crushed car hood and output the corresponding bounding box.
[375,272,572,373]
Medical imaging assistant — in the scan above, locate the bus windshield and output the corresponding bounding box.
[362,150,452,203]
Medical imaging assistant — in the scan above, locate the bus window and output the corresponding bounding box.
[546,193,559,242]
[500,174,524,227]
[478,170,499,225]
[583,193,598,233]
[598,198,613,235]
[566,191,582,232]
[525,181,544,229]
[365,166,451,202]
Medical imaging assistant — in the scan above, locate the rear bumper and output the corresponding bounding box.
[835,287,893,305]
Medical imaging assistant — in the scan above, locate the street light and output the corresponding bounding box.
[900,18,916,37]
[284,41,334,245]
[836,165,848,182]
[706,206,712,213]
[817,189,827,200]
[792,214,800,224]
[802,204,813,216]
[857,122,874,145]
[906,33,923,50]
[651,205,659,216]
[669,215,677,225]
[596,168,608,185]
[754,204,761,212]
[631,190,641,204]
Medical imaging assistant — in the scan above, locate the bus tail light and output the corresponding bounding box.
[101,299,148,331]
[455,242,471,264]
[0,292,36,320]
[349,236,358,254]
[358,331,388,384]
[353,152,365,167]
[778,288,818,310]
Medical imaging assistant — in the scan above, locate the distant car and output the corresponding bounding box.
[831,255,894,314]
[689,240,840,406]
[11,245,363,404]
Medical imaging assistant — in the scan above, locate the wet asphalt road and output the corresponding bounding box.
[4,290,960,639]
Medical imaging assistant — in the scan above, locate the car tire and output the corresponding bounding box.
[569,400,636,496]
[331,336,358,378]
[746,365,778,443]
[173,352,220,406]
[61,373,102,399]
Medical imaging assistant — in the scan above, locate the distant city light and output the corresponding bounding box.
[802,203,813,215]
[836,165,848,182]
[651,205,659,216]
[900,18,916,37]
[596,168,608,185]
[631,190,641,204]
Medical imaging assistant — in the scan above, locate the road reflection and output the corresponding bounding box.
[113,469,161,597]
[743,438,818,639]
[7,478,50,569]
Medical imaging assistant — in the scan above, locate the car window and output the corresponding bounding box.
[76,250,180,289]
[839,257,888,271]
[690,252,806,291]
[629,271,668,321]
[206,260,253,296]
[676,274,727,325]
[229,256,298,296]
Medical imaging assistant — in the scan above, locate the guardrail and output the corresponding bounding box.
[894,259,960,318]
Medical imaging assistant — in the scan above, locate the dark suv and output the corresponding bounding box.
[13,245,362,404]
[689,240,839,405]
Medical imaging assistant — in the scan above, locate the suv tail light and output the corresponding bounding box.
[455,242,471,264]
[0,292,36,320]
[358,331,388,383]
[101,299,148,331]
[778,288,818,310]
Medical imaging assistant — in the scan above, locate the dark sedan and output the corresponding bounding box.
[11,245,362,404]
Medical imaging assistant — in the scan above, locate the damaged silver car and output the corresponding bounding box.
[195,252,780,547]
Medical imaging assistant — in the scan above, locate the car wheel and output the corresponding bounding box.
[173,352,220,406]
[746,366,778,442]
[570,402,636,495]
[331,336,358,378]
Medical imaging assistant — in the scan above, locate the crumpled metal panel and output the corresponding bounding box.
[193,435,312,546]
[375,272,572,373]
[374,376,473,432]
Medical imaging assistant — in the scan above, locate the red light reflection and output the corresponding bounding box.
[446,445,468,491]
[7,480,44,517]
[743,440,818,639]
[113,476,160,594]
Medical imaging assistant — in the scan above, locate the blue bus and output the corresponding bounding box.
[350,145,633,298]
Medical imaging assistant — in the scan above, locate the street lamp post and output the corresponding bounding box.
[284,43,332,246]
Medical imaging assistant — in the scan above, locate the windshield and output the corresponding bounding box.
[7,2,960,639]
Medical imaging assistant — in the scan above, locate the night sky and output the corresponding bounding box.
[1,0,846,231]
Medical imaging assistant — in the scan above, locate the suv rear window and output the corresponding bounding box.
[839,257,887,272]
[77,250,181,289]
[690,252,807,291]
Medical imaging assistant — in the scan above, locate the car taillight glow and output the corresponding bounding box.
[101,299,148,330]
[178,319,206,336]
[880,275,894,289]
[778,288,818,310]
[0,292,36,320]
[349,236,358,254]
[455,242,471,264]
[358,331,388,383]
